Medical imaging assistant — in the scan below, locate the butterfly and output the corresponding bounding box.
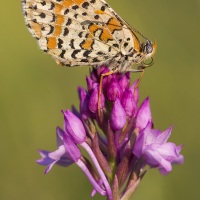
[22,0,156,73]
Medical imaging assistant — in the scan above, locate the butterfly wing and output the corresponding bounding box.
[22,0,138,67]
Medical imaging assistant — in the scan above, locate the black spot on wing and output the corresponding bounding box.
[71,50,81,59]
[51,13,56,22]
[124,55,129,61]
[70,39,75,49]
[26,23,31,29]
[101,6,106,11]
[50,2,55,10]
[124,42,128,48]
[41,1,46,6]
[33,5,37,10]
[97,51,104,55]
[66,18,72,26]
[94,15,99,20]
[82,2,89,9]
[40,12,46,18]
[83,50,92,57]
[48,25,54,35]
[82,12,87,16]
[80,58,88,62]
[63,27,69,36]
[32,18,37,23]
[74,14,78,19]
[78,32,83,38]
[58,38,63,48]
[128,47,133,52]
[60,50,66,59]
[64,9,69,15]
[113,44,119,48]
[72,5,79,10]
[92,58,100,62]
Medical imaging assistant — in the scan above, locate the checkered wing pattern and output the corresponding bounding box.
[22,0,137,68]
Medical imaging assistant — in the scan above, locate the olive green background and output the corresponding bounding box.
[0,0,199,199]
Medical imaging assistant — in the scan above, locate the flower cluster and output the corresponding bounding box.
[37,66,184,200]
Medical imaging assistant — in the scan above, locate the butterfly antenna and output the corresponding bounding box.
[127,23,149,41]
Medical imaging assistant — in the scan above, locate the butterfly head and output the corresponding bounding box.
[138,40,156,68]
[143,40,156,59]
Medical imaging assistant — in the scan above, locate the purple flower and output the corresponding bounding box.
[133,123,184,175]
[135,97,152,131]
[78,87,91,119]
[88,85,105,113]
[121,89,137,117]
[63,109,86,144]
[106,78,123,101]
[86,76,98,92]
[118,73,130,92]
[110,98,127,131]
[37,67,184,200]
[37,127,76,173]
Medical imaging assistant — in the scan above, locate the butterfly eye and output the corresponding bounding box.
[144,40,153,54]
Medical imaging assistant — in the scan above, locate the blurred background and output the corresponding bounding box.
[0,0,199,199]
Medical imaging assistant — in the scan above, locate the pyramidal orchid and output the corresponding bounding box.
[37,66,184,200]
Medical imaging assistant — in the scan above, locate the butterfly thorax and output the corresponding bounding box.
[107,39,156,73]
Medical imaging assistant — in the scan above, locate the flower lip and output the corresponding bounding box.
[133,122,184,175]
[63,133,81,162]
[37,127,75,174]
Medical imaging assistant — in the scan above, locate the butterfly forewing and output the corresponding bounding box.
[22,0,138,66]
[22,0,157,73]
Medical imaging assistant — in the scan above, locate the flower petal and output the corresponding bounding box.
[156,126,172,144]
[110,99,127,131]
[86,77,98,93]
[63,109,86,144]
[121,89,136,117]
[118,72,130,92]
[133,122,184,175]
[63,134,81,162]
[37,149,55,166]
[78,87,91,119]
[107,78,123,102]
[135,97,152,131]
[56,126,64,147]
[89,86,105,113]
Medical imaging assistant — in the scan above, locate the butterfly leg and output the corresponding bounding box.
[98,70,113,117]
[132,57,154,88]
[128,68,145,95]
